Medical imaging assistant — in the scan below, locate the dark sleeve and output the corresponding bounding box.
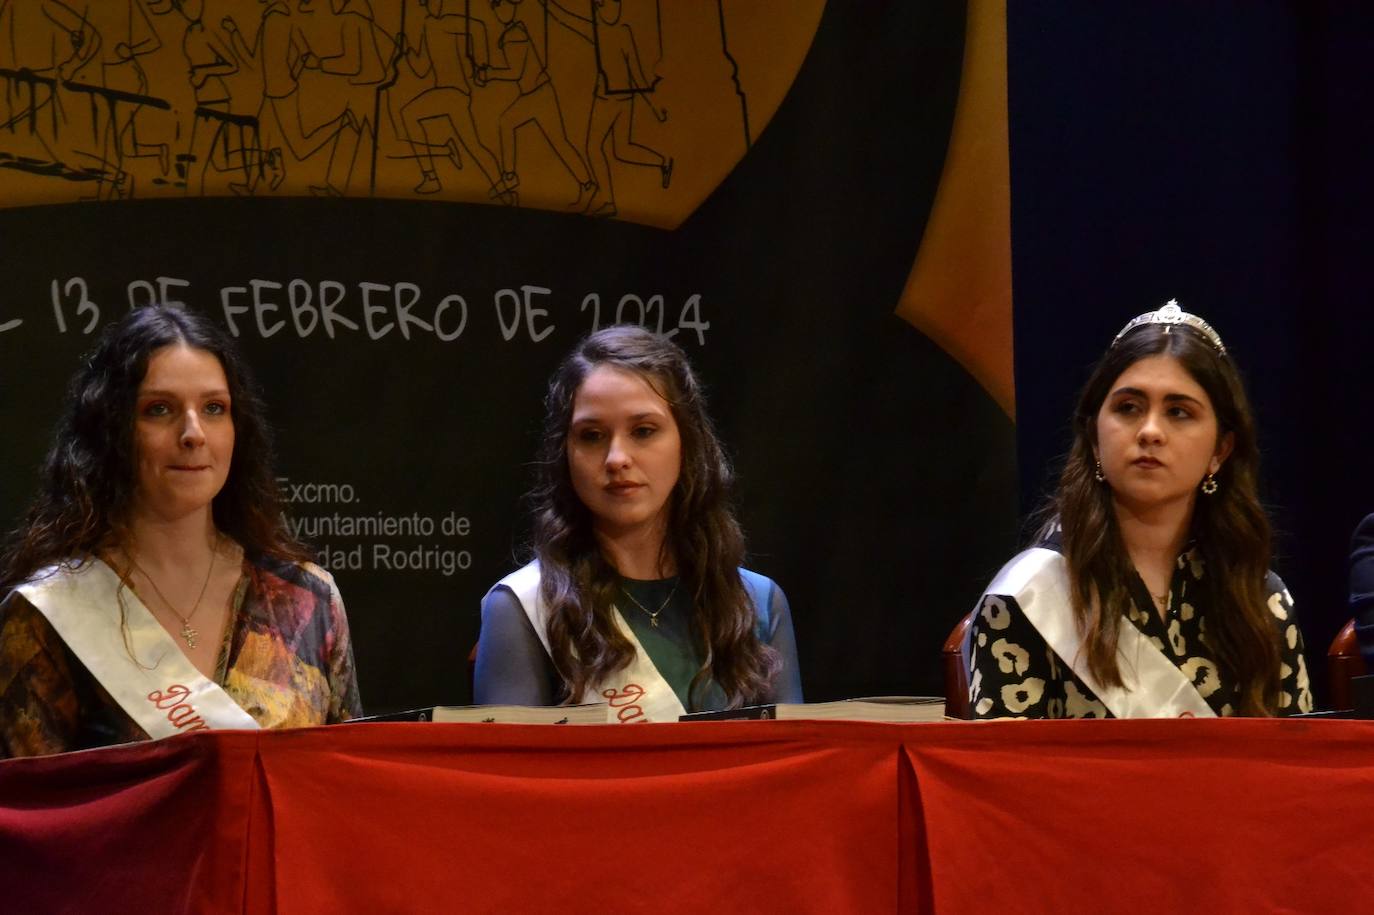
[1349,514,1374,669]
[0,592,83,759]
[473,586,558,705]
[1268,574,1314,716]
[764,583,803,704]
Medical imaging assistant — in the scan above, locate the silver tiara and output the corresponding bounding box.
[1111,299,1226,354]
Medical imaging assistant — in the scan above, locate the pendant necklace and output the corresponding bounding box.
[620,581,679,628]
[128,541,217,649]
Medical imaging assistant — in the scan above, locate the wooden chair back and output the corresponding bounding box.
[1328,620,1367,711]
[942,612,975,719]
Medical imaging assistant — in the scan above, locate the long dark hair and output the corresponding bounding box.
[0,306,310,592]
[529,325,779,709]
[1045,321,1280,715]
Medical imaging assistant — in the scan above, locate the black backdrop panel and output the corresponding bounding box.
[0,2,1019,711]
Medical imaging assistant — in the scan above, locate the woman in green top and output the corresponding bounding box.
[475,325,801,718]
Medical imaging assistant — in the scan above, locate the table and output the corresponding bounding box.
[2,718,1371,913]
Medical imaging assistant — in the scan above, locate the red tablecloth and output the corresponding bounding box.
[2,718,1372,914]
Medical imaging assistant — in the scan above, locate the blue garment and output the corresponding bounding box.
[1348,513,1374,669]
[474,567,803,710]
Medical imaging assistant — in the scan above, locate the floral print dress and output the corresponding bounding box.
[0,553,362,758]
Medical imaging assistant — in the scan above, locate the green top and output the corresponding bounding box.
[618,576,727,712]
[474,563,803,709]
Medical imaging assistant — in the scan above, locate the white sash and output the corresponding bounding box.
[17,559,261,739]
[496,562,687,723]
[984,548,1215,719]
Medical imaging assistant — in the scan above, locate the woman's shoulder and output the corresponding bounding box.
[0,587,53,635]
[981,545,1067,600]
[1262,569,1296,619]
[482,561,540,611]
[1263,569,1289,594]
[483,561,545,628]
[738,567,781,600]
[246,552,340,602]
[1352,513,1374,548]
[0,588,71,679]
[737,567,785,621]
[736,569,787,644]
[489,560,541,594]
[10,557,102,590]
[737,566,775,588]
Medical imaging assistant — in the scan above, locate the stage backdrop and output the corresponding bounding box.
[1007,2,1374,705]
[0,0,1016,711]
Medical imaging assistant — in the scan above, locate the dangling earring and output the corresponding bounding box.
[1094,460,1105,483]
[1201,472,1218,495]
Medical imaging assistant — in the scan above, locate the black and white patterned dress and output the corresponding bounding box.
[967,543,1313,718]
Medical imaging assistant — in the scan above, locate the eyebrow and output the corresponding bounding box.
[138,388,231,399]
[570,411,665,424]
[1110,386,1205,406]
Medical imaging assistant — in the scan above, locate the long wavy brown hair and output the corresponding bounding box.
[529,326,779,709]
[0,306,311,594]
[1045,322,1282,715]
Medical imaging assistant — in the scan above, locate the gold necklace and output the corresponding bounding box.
[620,581,678,628]
[128,542,218,649]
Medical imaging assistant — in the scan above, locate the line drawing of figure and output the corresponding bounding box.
[222,0,355,195]
[479,0,593,207]
[155,0,277,195]
[397,0,509,199]
[0,0,99,174]
[62,0,169,199]
[291,0,392,196]
[542,0,669,217]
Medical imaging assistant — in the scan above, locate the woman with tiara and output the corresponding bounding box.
[968,301,1312,719]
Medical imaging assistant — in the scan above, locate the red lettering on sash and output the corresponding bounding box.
[147,684,191,709]
[602,683,648,723]
[146,684,210,732]
[1178,711,1196,718]
[603,683,646,706]
[167,704,199,727]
